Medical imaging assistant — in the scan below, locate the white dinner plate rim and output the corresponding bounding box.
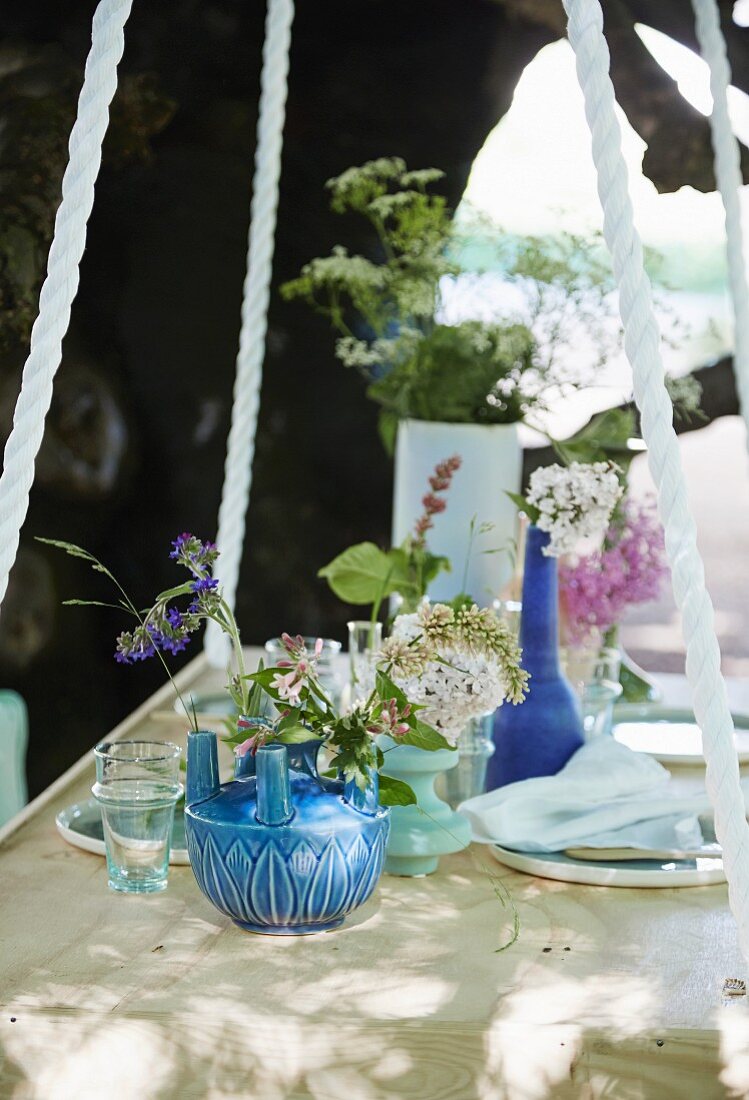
[612,705,749,766]
[490,843,726,888]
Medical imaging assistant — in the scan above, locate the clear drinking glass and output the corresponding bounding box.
[264,636,343,708]
[347,621,383,707]
[439,712,496,808]
[93,740,182,893]
[560,645,623,740]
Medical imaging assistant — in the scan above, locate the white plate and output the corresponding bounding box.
[612,706,749,766]
[56,799,190,865]
[490,844,726,888]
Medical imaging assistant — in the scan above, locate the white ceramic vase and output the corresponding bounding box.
[391,419,522,605]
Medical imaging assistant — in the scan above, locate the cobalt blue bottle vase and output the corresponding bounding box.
[185,732,390,935]
[487,524,584,789]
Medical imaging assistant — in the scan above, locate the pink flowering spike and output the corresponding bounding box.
[280,632,296,652]
[394,723,410,737]
[277,659,293,668]
[402,704,411,718]
[235,737,255,758]
[237,717,252,730]
[314,637,323,657]
[422,493,447,515]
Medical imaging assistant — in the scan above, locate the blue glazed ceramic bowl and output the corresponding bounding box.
[185,732,389,935]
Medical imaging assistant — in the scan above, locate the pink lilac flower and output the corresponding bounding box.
[559,496,669,645]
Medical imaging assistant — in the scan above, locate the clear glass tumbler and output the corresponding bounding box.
[93,740,182,893]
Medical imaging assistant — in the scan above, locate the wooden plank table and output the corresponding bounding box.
[2,653,749,1099]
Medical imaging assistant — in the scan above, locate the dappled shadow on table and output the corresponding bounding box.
[2,842,746,1098]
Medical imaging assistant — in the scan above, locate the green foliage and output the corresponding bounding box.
[374,670,452,751]
[318,535,452,619]
[281,160,642,442]
[277,725,323,745]
[281,158,455,366]
[244,648,452,804]
[368,322,535,431]
[230,659,266,721]
[377,774,417,807]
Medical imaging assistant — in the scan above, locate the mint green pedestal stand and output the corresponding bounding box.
[379,737,472,876]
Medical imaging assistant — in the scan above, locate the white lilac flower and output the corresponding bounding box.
[526,461,623,557]
[383,603,528,745]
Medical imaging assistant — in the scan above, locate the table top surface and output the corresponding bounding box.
[2,652,749,1098]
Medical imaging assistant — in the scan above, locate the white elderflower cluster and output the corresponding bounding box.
[526,461,623,557]
[382,603,527,745]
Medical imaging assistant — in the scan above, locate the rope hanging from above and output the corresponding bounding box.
[0,0,133,615]
[204,0,295,668]
[563,0,749,966]
[692,0,749,442]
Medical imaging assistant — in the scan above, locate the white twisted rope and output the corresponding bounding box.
[0,0,133,614]
[564,0,749,965]
[692,0,749,439]
[205,0,295,666]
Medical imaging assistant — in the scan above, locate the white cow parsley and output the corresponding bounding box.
[526,461,622,557]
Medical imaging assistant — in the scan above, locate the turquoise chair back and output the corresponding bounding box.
[0,691,28,827]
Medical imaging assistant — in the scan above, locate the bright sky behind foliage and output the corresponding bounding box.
[461,29,749,287]
[452,27,749,435]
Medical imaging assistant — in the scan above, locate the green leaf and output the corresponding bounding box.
[245,664,266,718]
[377,774,417,806]
[318,542,414,605]
[399,720,453,752]
[505,491,540,525]
[277,726,321,745]
[375,669,409,709]
[246,666,283,691]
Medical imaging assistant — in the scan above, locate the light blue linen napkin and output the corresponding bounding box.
[459,736,733,853]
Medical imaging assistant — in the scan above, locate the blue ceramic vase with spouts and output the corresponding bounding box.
[184,730,390,935]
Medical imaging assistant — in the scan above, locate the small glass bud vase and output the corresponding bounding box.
[560,644,623,740]
[346,620,383,707]
[437,712,496,808]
